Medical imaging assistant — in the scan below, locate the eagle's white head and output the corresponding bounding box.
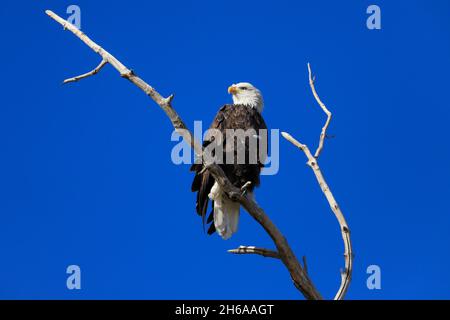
[228,82,264,113]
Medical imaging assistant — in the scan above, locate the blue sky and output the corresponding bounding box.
[0,0,449,299]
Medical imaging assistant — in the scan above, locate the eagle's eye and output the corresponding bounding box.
[239,87,248,90]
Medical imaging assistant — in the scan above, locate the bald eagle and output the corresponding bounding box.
[190,83,267,239]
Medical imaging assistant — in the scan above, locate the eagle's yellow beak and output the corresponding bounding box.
[228,85,238,95]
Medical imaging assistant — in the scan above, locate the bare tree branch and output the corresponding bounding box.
[281,64,353,300]
[228,246,280,259]
[63,59,108,84]
[45,9,323,300]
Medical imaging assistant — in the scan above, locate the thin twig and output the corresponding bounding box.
[63,59,108,84]
[45,9,322,300]
[307,63,332,158]
[228,246,280,259]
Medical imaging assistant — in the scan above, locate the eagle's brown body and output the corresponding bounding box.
[190,104,267,235]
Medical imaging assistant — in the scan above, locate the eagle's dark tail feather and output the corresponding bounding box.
[190,163,216,234]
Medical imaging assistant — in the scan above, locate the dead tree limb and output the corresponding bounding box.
[45,9,324,300]
[281,63,354,300]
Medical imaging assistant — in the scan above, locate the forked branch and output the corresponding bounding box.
[282,64,353,300]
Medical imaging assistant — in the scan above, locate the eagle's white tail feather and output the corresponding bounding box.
[208,182,240,240]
